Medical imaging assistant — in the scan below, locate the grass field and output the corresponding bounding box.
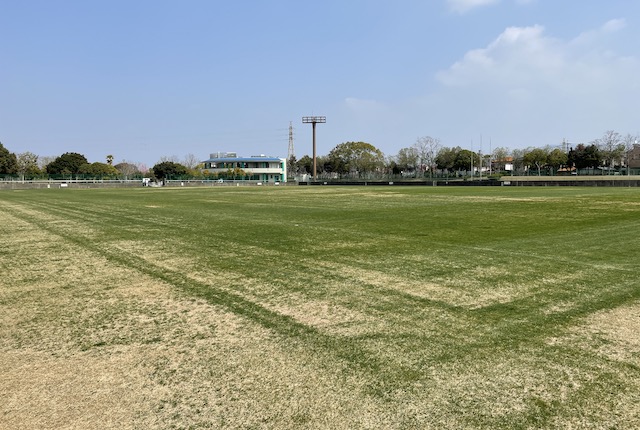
[1,186,639,429]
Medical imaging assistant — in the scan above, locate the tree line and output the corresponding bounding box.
[290,130,639,179]
[0,143,260,181]
[0,143,208,180]
[2,129,638,181]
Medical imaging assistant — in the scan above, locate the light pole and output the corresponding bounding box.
[302,116,326,180]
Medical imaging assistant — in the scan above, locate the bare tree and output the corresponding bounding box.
[593,130,622,174]
[182,153,201,169]
[395,146,419,176]
[137,163,149,174]
[414,136,441,178]
[38,155,56,171]
[16,152,40,180]
[114,160,140,178]
[511,148,527,174]
[159,155,181,163]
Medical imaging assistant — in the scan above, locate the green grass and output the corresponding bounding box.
[1,186,639,429]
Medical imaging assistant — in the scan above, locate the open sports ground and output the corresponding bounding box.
[1,186,639,429]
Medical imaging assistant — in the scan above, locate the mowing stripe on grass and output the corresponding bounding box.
[3,187,639,428]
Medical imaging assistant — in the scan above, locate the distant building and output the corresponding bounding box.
[492,156,514,172]
[201,152,287,182]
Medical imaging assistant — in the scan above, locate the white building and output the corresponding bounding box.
[201,153,287,183]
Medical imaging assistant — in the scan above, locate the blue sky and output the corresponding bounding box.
[2,0,639,167]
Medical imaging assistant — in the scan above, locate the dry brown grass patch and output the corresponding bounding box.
[1,205,400,429]
[549,301,640,366]
[313,259,527,309]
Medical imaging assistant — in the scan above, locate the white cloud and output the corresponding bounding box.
[431,20,640,148]
[437,25,564,88]
[602,18,626,33]
[571,18,627,47]
[436,21,637,95]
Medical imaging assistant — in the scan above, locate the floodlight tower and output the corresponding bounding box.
[302,116,326,180]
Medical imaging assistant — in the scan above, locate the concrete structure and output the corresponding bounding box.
[201,153,287,183]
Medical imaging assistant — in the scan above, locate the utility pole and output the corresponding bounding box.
[302,116,326,180]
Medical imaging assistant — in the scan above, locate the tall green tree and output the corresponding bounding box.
[523,148,549,176]
[547,148,568,174]
[453,149,479,172]
[78,162,119,177]
[568,144,601,171]
[435,146,459,172]
[151,161,188,180]
[296,155,313,174]
[327,141,384,177]
[0,142,18,174]
[46,152,89,175]
[386,157,401,175]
